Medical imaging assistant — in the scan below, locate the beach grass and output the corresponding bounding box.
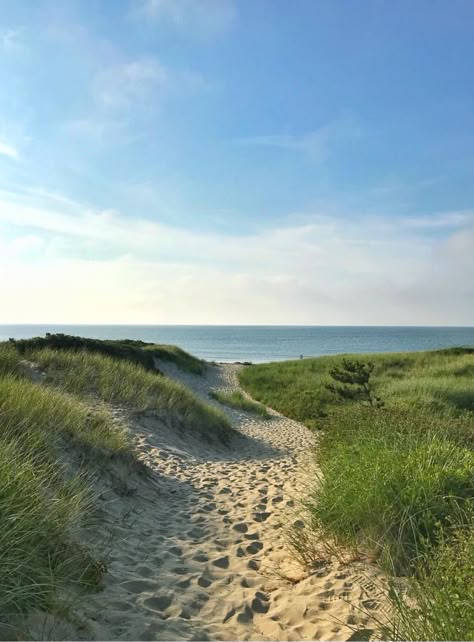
[0,338,229,631]
[384,525,474,641]
[239,347,474,426]
[240,346,474,639]
[0,344,133,625]
[11,333,206,374]
[29,347,233,443]
[209,389,270,417]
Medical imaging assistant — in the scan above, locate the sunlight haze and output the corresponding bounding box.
[0,0,473,324]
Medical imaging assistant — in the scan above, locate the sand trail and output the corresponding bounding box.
[65,363,387,641]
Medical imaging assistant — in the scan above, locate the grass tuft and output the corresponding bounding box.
[209,389,270,417]
[30,348,233,443]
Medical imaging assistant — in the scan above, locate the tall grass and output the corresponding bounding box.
[209,389,270,417]
[0,338,228,632]
[240,347,474,639]
[0,374,131,455]
[239,347,474,425]
[312,406,474,573]
[30,348,233,442]
[385,526,474,641]
[0,342,21,375]
[144,343,206,374]
[0,433,99,617]
[12,333,205,374]
[0,371,131,626]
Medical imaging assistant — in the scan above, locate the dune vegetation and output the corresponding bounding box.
[11,333,206,374]
[239,347,474,640]
[209,389,270,417]
[0,336,230,635]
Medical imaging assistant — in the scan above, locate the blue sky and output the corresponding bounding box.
[0,0,473,324]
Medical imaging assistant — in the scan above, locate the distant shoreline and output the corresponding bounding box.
[1,324,473,363]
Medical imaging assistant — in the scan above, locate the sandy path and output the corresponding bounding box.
[67,363,386,641]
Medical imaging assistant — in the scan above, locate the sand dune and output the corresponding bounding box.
[37,363,387,641]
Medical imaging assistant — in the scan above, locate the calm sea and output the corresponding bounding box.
[1,325,473,363]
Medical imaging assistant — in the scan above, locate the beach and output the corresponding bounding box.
[35,360,387,641]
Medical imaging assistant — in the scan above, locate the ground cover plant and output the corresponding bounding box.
[240,346,474,640]
[209,389,270,418]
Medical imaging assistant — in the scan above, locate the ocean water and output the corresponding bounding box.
[0,325,473,363]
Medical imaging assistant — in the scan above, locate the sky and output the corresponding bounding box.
[0,0,473,325]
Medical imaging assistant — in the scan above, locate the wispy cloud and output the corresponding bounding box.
[237,117,362,162]
[95,57,205,110]
[0,141,19,161]
[0,188,472,325]
[135,0,236,38]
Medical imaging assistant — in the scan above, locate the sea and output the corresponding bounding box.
[1,325,473,363]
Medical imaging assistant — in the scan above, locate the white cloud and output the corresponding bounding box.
[0,141,19,160]
[95,58,169,109]
[137,0,236,38]
[0,189,472,325]
[64,56,205,139]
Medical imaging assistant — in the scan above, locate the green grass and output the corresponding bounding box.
[0,344,132,625]
[239,347,474,426]
[144,343,206,374]
[0,338,227,631]
[240,346,474,639]
[29,348,233,443]
[385,525,474,641]
[11,333,205,374]
[312,405,474,573]
[209,389,270,417]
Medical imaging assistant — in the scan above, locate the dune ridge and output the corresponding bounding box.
[57,362,388,641]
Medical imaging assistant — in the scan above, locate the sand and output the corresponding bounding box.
[33,363,388,641]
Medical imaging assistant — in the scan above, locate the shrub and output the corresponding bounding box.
[325,359,383,407]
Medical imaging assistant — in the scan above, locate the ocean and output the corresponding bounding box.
[1,325,473,363]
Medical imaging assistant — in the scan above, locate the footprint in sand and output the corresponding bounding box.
[143,594,173,611]
[246,541,264,555]
[253,511,271,522]
[212,555,230,569]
